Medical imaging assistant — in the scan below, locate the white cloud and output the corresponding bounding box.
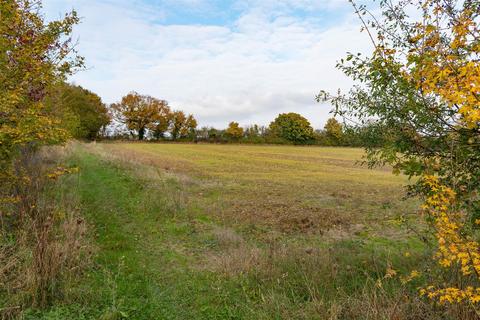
[43,0,374,129]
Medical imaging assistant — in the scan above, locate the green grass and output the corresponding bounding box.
[27,143,434,319]
[94,143,418,235]
[25,150,250,319]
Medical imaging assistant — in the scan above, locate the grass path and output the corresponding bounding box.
[33,149,250,319]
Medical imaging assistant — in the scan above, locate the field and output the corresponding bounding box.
[98,143,416,233]
[31,142,432,319]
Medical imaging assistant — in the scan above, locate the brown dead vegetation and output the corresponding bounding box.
[0,145,92,317]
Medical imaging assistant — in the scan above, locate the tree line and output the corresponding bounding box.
[54,85,386,147]
[198,114,388,147]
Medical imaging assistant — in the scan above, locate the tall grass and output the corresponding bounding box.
[0,145,91,318]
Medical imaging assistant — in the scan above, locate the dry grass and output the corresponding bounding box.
[202,226,442,320]
[86,142,417,237]
[205,227,262,276]
[0,145,91,317]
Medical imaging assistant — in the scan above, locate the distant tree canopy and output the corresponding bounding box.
[147,103,172,140]
[184,114,198,139]
[207,127,222,142]
[244,124,261,138]
[324,118,343,141]
[46,83,110,140]
[342,121,391,148]
[170,111,197,140]
[225,121,244,140]
[110,92,198,141]
[111,92,169,140]
[192,115,386,146]
[106,101,386,147]
[269,113,315,144]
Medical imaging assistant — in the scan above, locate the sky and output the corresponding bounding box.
[42,0,374,129]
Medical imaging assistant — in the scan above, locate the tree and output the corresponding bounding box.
[225,121,244,141]
[324,118,343,143]
[0,1,83,164]
[170,110,186,140]
[184,115,198,140]
[46,83,110,140]
[269,113,315,144]
[243,124,266,143]
[245,124,260,138]
[170,111,197,140]
[207,128,222,142]
[196,126,210,141]
[148,103,172,140]
[341,121,390,148]
[111,92,168,140]
[1,0,83,197]
[320,0,480,309]
[0,0,83,308]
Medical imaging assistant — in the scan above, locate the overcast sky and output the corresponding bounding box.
[43,0,374,129]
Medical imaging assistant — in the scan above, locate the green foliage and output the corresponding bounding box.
[194,124,269,144]
[46,83,110,140]
[315,121,391,148]
[343,121,392,148]
[244,124,261,139]
[242,124,269,144]
[207,127,222,142]
[320,0,480,310]
[318,1,480,192]
[269,113,315,144]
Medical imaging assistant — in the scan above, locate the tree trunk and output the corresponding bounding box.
[138,127,145,140]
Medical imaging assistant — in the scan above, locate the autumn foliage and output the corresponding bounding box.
[111,92,169,140]
[0,0,84,216]
[0,0,82,173]
[170,110,197,140]
[111,92,197,140]
[321,0,480,311]
[0,0,89,311]
[225,121,244,140]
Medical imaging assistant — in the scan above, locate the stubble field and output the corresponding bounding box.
[36,142,433,319]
